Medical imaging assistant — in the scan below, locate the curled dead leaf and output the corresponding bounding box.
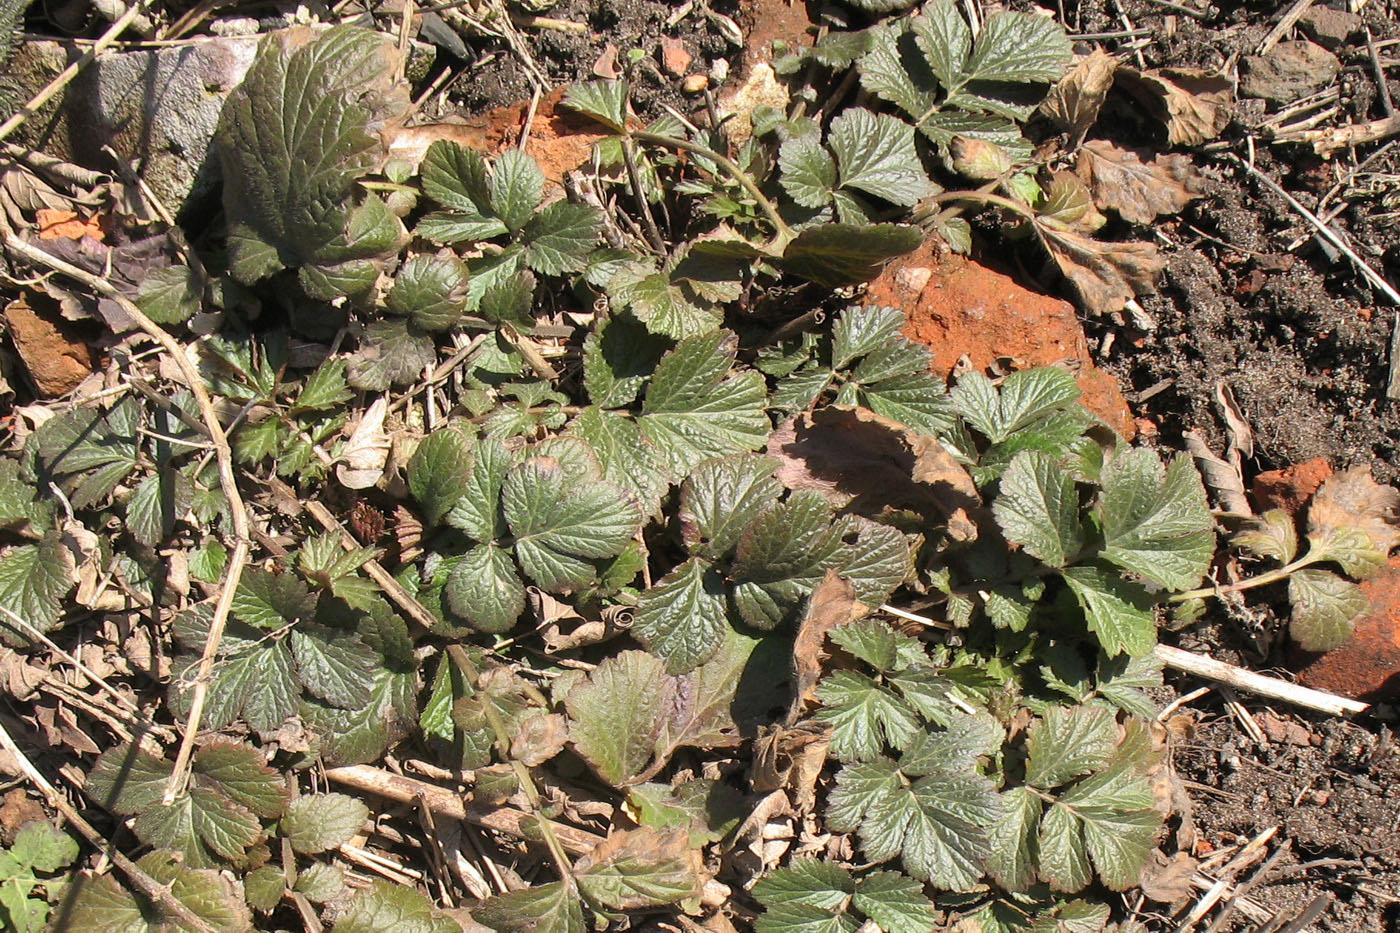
[1139,850,1199,904]
[510,712,569,767]
[1182,430,1251,516]
[1076,140,1204,225]
[1035,221,1166,316]
[1040,48,1119,140]
[1307,466,1400,555]
[1115,67,1232,146]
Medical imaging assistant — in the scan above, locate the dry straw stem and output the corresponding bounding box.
[1154,645,1369,717]
[1,234,252,804]
[0,716,221,933]
[0,0,158,144]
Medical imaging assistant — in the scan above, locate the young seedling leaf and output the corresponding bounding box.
[1288,568,1368,652]
[0,536,74,643]
[1099,449,1214,590]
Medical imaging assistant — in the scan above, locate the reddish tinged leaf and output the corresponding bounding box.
[1040,49,1118,139]
[1076,141,1203,226]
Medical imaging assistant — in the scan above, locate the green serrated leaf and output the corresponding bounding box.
[295,359,353,412]
[218,27,405,297]
[231,568,316,630]
[523,201,603,275]
[986,785,1042,891]
[303,666,416,767]
[852,870,938,933]
[505,456,642,591]
[387,254,470,332]
[779,135,837,208]
[994,451,1084,568]
[136,264,202,324]
[611,268,723,340]
[815,670,921,761]
[472,881,586,933]
[421,140,492,215]
[1099,450,1214,591]
[333,879,462,933]
[490,149,545,235]
[11,822,78,873]
[0,536,73,644]
[282,793,369,853]
[565,650,669,785]
[408,428,473,526]
[295,862,346,903]
[680,454,783,559]
[289,623,377,708]
[479,270,536,327]
[827,759,1000,891]
[640,331,770,479]
[445,543,526,634]
[244,864,286,913]
[1288,568,1368,652]
[582,316,668,410]
[828,108,933,206]
[348,317,436,391]
[1308,525,1387,580]
[1038,800,1091,893]
[633,557,731,674]
[1026,706,1117,789]
[562,79,628,132]
[754,860,855,910]
[1061,564,1158,657]
[446,436,511,542]
[965,6,1072,83]
[192,742,287,818]
[568,407,669,517]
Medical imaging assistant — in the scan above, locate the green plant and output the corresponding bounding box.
[0,821,79,932]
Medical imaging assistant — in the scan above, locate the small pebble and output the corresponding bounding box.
[682,74,709,94]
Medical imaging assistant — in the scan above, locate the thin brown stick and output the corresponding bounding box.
[0,717,219,933]
[0,0,157,144]
[1155,644,1369,716]
[1,235,252,803]
[1255,0,1316,55]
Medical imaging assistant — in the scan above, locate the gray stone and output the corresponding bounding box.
[1239,40,1341,105]
[1297,6,1362,51]
[67,37,260,213]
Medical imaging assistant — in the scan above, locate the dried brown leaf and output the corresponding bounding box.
[1076,140,1204,225]
[1115,67,1232,146]
[573,826,704,910]
[790,571,862,724]
[767,407,981,521]
[510,712,569,767]
[1035,221,1166,315]
[1041,49,1119,140]
[336,397,391,489]
[1139,850,1199,904]
[1307,466,1400,555]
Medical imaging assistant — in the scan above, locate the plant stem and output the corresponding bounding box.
[1169,555,1318,603]
[632,129,794,245]
[927,188,1037,221]
[445,645,577,886]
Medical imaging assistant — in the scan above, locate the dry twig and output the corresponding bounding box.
[1155,645,1369,716]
